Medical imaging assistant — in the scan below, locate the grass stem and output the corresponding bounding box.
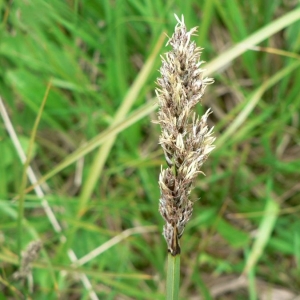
[167,253,180,300]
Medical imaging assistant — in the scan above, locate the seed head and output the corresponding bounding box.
[13,240,42,280]
[155,15,215,255]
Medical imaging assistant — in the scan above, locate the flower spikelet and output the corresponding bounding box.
[156,15,215,256]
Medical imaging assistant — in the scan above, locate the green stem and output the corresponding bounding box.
[166,253,180,300]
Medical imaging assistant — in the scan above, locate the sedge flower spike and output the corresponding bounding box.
[155,15,215,256]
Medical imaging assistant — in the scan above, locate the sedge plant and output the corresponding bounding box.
[154,15,215,299]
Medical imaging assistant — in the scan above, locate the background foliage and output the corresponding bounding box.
[1,0,300,299]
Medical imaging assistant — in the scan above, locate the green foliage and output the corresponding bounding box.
[1,0,300,299]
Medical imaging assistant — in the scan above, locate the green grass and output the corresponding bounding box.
[1,0,300,299]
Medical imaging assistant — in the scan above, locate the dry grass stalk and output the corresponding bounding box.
[155,15,215,255]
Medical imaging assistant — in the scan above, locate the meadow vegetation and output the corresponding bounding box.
[1,1,300,299]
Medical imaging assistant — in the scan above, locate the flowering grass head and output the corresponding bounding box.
[155,15,215,255]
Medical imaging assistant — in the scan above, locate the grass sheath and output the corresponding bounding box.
[155,14,215,298]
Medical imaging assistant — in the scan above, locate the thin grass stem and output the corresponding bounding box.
[167,253,180,300]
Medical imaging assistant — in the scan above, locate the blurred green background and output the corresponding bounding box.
[1,0,300,299]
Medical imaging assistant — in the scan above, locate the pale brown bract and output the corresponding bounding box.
[155,15,215,256]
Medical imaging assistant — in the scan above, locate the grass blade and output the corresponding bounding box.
[206,7,300,74]
[243,189,279,274]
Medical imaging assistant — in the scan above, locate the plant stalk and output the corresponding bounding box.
[166,253,180,300]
